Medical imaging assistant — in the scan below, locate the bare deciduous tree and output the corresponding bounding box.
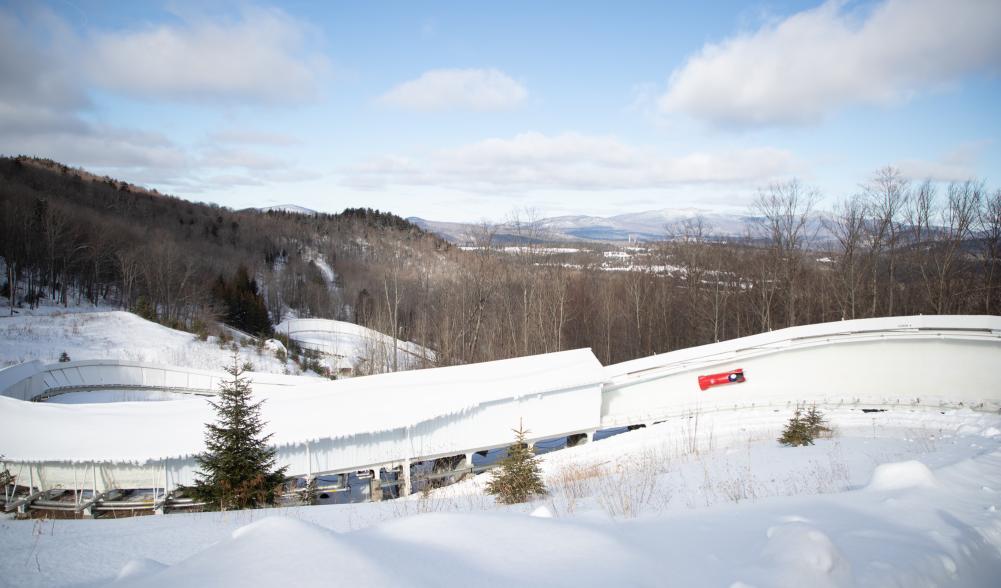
[861,167,909,315]
[752,179,819,327]
[828,195,868,319]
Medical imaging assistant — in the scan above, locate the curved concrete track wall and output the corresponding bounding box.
[0,360,224,401]
[603,319,1001,427]
[1,315,999,497]
[0,360,324,402]
[275,318,435,368]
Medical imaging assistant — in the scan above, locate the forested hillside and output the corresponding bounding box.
[2,157,999,369]
[0,156,448,336]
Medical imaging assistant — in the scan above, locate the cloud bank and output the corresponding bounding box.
[660,0,1001,127]
[343,132,797,192]
[0,5,325,190]
[87,6,329,104]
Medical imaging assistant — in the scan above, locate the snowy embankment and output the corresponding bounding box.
[4,408,1001,587]
[0,307,300,374]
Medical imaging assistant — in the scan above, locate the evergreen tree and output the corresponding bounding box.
[804,404,830,438]
[778,406,815,447]
[190,354,287,509]
[212,265,272,336]
[485,421,547,504]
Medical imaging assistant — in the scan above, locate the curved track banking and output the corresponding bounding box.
[1,315,999,515]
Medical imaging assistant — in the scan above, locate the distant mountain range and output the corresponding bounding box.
[251,203,836,245]
[408,208,809,244]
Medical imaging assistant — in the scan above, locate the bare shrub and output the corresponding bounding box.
[547,460,606,515]
[548,449,670,518]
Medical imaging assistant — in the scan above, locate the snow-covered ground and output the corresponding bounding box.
[0,307,303,374]
[3,407,1000,587]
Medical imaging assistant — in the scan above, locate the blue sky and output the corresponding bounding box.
[1,0,999,221]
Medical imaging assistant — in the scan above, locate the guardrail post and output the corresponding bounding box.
[305,442,312,485]
[400,459,411,497]
[463,453,475,481]
[369,468,382,502]
[18,466,36,514]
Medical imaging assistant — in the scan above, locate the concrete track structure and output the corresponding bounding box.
[2,315,999,515]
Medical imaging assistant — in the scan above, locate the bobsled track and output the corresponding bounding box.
[1,314,1000,516]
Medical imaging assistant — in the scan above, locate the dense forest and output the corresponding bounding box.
[1,157,999,369]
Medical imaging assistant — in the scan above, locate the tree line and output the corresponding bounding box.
[339,168,1000,367]
[2,156,998,370]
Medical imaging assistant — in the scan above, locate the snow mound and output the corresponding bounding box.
[360,512,652,584]
[982,427,1001,438]
[958,424,982,435]
[760,523,850,580]
[866,460,937,491]
[115,558,166,582]
[119,517,392,587]
[263,338,286,354]
[531,505,554,518]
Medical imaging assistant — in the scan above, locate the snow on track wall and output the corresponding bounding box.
[0,360,324,402]
[2,316,999,493]
[1,349,605,491]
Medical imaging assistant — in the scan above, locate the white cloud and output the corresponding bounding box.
[86,6,329,104]
[0,5,327,195]
[895,141,991,182]
[0,7,189,173]
[660,0,1001,127]
[342,132,797,192]
[379,68,527,111]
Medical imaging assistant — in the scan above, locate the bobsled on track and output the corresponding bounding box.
[698,368,745,391]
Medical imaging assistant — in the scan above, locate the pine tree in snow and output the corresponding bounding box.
[804,404,830,438]
[485,421,547,504]
[190,354,287,510]
[778,406,815,447]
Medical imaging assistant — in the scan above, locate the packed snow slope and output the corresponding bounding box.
[0,306,300,374]
[3,407,1001,587]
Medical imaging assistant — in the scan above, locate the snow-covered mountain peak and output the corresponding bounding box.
[258,204,319,216]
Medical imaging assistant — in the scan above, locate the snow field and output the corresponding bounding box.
[0,308,304,374]
[3,407,1001,587]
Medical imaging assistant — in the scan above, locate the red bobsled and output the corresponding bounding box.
[698,368,745,391]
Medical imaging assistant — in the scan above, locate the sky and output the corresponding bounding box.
[1,0,999,222]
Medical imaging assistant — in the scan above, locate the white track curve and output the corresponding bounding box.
[1,315,999,499]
